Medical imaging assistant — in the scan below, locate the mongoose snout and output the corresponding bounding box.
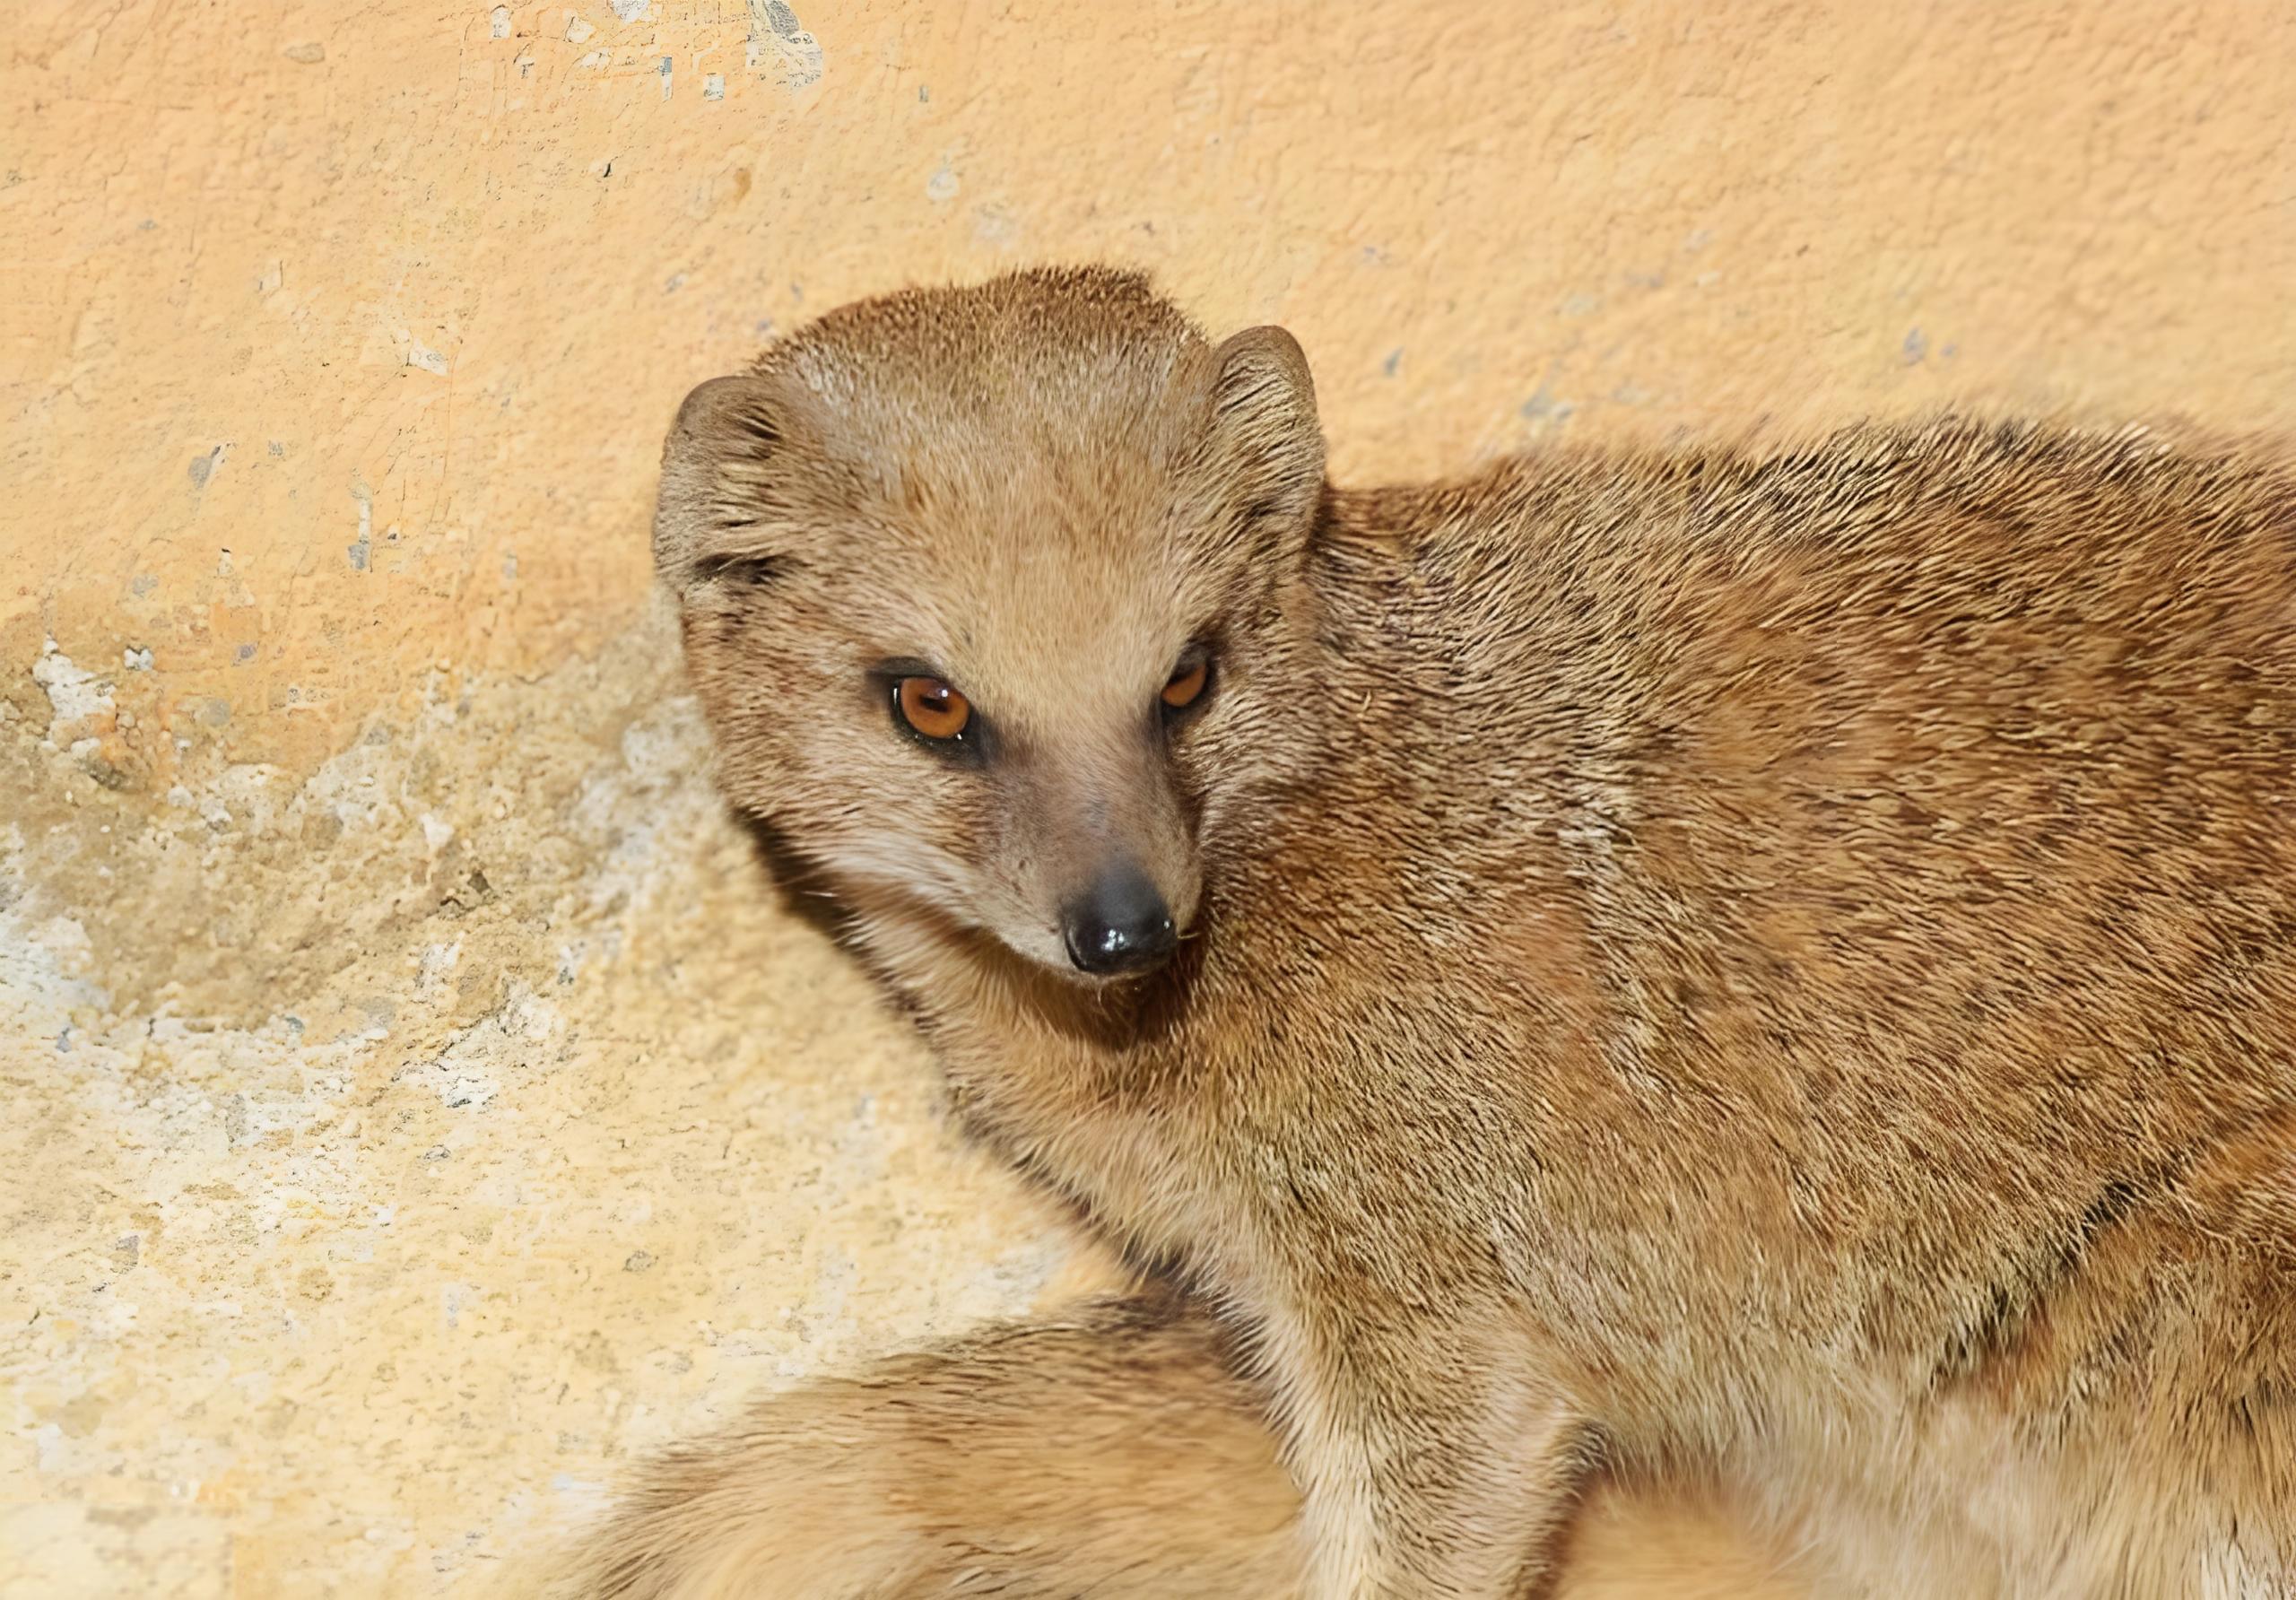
[1060,858,1179,976]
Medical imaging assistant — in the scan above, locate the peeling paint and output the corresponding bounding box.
[1,624,1091,1590]
[748,0,823,90]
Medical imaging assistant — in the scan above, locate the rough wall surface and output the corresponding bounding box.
[3,2,2291,1594]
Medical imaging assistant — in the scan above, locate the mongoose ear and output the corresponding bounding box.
[1206,326,1326,538]
[654,373,801,593]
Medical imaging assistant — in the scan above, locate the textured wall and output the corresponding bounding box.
[4,2,2292,1594]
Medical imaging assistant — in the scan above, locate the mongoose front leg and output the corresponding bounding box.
[1283,1314,1596,1600]
[545,1291,1309,1600]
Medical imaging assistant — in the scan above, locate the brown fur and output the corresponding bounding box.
[550,266,2296,1598]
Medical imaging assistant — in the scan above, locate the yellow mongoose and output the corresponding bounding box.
[555,266,2295,1599]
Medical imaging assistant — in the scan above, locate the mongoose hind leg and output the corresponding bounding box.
[542,1291,1309,1599]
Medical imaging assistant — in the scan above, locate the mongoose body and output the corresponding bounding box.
[563,267,2296,1599]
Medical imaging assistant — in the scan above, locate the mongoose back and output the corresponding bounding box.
[557,265,2296,1600]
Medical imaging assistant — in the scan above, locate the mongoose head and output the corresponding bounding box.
[655,266,1326,981]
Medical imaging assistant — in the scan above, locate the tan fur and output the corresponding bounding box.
[538,1291,1803,1600]
[549,266,2296,1598]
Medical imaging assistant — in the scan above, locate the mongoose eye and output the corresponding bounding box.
[1161,655,1212,715]
[893,676,972,743]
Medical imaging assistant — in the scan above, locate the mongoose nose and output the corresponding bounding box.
[1061,863,1178,977]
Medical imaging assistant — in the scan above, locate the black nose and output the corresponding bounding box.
[1061,863,1178,977]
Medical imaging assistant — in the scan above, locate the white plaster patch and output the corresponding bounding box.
[31,638,114,741]
[417,940,462,996]
[0,829,108,1015]
[208,763,288,836]
[0,911,107,1016]
[405,1057,501,1111]
[564,699,718,917]
[401,982,562,1110]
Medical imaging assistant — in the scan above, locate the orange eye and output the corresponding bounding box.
[894,675,971,742]
[1161,657,1211,712]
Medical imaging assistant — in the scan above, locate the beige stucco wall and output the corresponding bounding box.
[4,2,2291,1594]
